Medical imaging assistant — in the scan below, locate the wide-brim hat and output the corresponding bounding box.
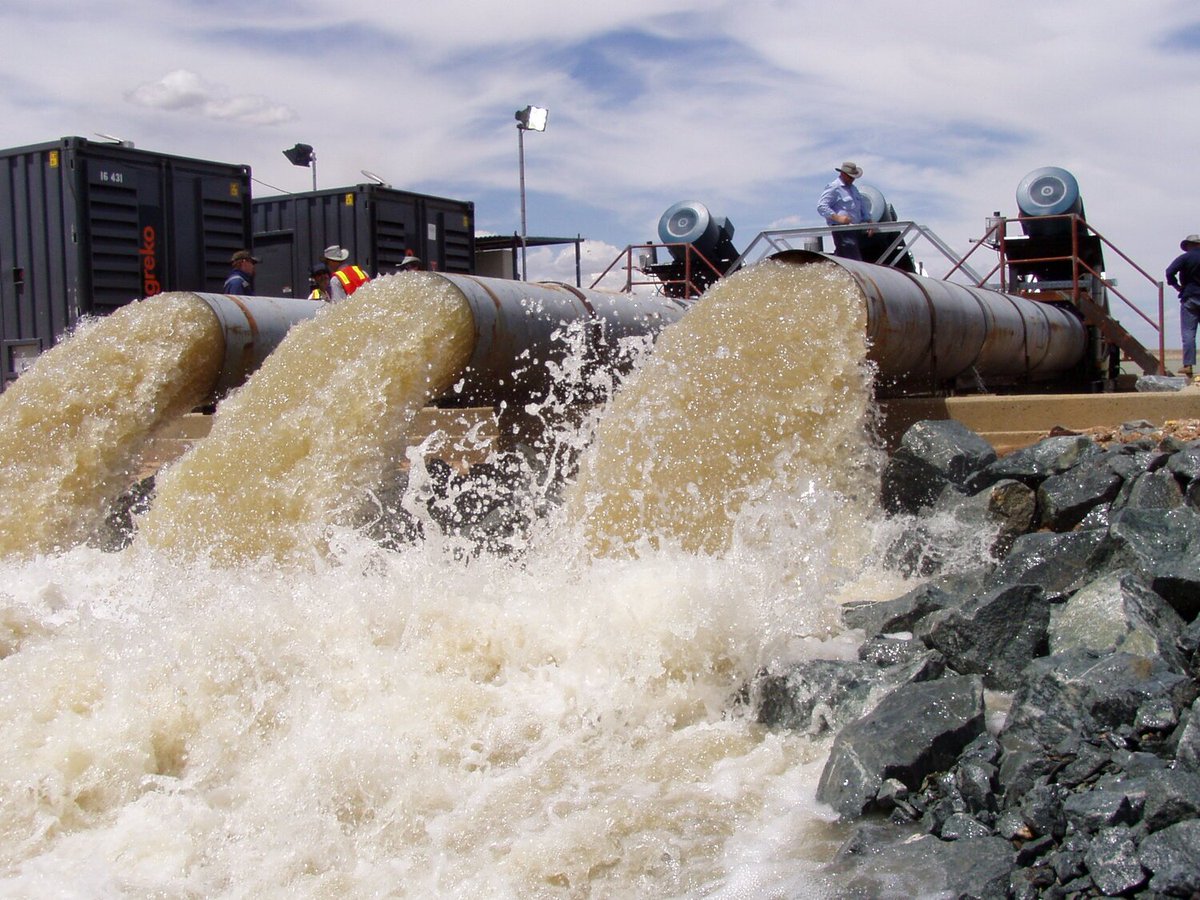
[835,161,863,179]
[1182,234,1200,250]
[231,249,260,264]
[399,256,422,269]
[322,245,350,262]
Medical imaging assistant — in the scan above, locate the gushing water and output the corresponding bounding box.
[140,274,475,565]
[0,294,222,557]
[569,260,877,561]
[0,262,898,897]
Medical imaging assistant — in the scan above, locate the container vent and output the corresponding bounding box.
[86,181,142,308]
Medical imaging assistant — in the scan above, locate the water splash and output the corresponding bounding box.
[0,294,222,557]
[139,274,476,565]
[0,536,856,896]
[567,259,878,560]
[0,261,897,896]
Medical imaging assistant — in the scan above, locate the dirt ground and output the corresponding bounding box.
[1050,418,1200,447]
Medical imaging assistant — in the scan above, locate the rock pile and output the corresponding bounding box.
[752,419,1200,898]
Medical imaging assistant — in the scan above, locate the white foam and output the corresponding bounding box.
[0,260,895,896]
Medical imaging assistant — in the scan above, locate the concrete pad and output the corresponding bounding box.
[880,387,1200,453]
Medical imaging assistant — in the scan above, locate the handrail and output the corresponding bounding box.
[948,220,1005,286]
[992,213,1165,368]
[731,220,987,283]
[594,213,1167,372]
[589,246,636,291]
[590,242,725,299]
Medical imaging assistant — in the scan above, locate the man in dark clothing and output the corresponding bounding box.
[308,263,332,301]
[224,250,258,295]
[1166,233,1200,378]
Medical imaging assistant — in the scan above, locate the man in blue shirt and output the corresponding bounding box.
[224,250,258,295]
[817,161,871,260]
[1166,233,1200,379]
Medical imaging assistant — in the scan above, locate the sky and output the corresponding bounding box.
[2,0,1199,350]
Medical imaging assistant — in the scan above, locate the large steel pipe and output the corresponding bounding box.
[437,274,688,405]
[771,250,1088,391]
[191,292,324,397]
[193,277,688,407]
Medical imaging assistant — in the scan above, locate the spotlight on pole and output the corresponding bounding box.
[514,106,548,281]
[283,143,316,191]
[515,105,548,133]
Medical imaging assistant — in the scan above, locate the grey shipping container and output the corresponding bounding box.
[0,136,252,383]
[251,185,475,298]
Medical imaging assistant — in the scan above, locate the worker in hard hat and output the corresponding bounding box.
[307,263,331,301]
[322,245,370,301]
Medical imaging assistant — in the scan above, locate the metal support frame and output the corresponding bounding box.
[967,214,1166,374]
[589,243,727,299]
[733,220,986,285]
[596,213,1167,376]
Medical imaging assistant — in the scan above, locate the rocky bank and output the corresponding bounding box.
[751,418,1200,898]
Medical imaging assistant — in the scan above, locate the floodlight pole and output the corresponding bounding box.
[514,106,547,282]
[518,124,529,281]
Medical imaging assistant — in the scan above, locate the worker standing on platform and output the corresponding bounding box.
[1166,233,1200,380]
[817,162,872,260]
[323,245,370,301]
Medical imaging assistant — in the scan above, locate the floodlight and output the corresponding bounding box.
[283,143,315,167]
[283,143,317,191]
[515,105,548,132]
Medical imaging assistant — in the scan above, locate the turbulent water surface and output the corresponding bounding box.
[0,262,939,897]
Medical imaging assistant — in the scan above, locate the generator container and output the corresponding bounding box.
[251,185,475,298]
[0,136,252,384]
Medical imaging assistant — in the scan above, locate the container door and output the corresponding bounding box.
[190,172,251,292]
[371,194,419,275]
[425,199,474,273]
[82,160,164,310]
[0,145,77,380]
[254,233,297,297]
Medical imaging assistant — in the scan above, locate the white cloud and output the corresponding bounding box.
[525,240,631,289]
[1,0,1197,352]
[126,70,296,126]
